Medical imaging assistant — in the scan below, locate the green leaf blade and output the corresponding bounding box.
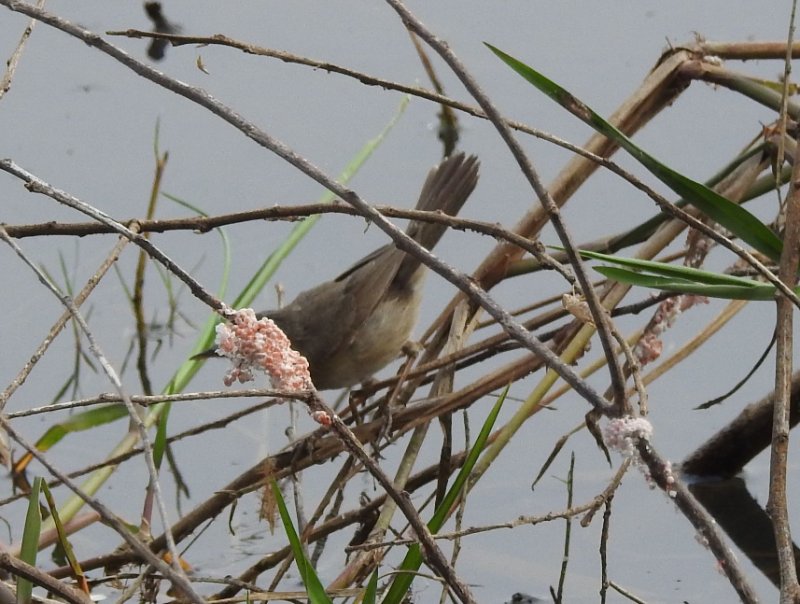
[487,43,784,262]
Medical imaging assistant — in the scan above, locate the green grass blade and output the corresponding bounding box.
[428,387,506,531]
[578,249,765,286]
[578,248,784,299]
[382,387,507,604]
[595,266,778,300]
[609,143,776,251]
[40,482,88,594]
[31,405,128,453]
[13,405,128,478]
[362,569,379,604]
[17,477,42,604]
[486,43,783,262]
[153,401,170,469]
[160,193,232,396]
[271,480,332,604]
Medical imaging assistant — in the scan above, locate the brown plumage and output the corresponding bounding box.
[203,153,479,390]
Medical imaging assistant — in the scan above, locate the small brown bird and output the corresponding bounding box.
[204,153,479,389]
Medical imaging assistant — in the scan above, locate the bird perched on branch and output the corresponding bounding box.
[200,152,479,390]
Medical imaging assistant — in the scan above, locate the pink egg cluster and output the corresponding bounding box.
[215,308,313,391]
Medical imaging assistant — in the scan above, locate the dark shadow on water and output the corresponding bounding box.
[688,475,800,588]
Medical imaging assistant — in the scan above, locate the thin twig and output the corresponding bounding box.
[0,227,193,599]
[0,159,226,315]
[768,5,800,596]
[0,2,615,418]
[0,0,44,100]
[635,439,759,603]
[133,148,169,397]
[607,581,648,604]
[553,452,575,603]
[599,499,612,604]
[0,235,131,412]
[0,553,91,604]
[306,394,476,604]
[383,0,628,412]
[1,205,573,283]
[0,420,204,604]
[6,388,301,418]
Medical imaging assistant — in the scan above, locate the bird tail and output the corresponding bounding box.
[396,152,479,283]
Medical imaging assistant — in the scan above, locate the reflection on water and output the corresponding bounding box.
[688,475,799,588]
